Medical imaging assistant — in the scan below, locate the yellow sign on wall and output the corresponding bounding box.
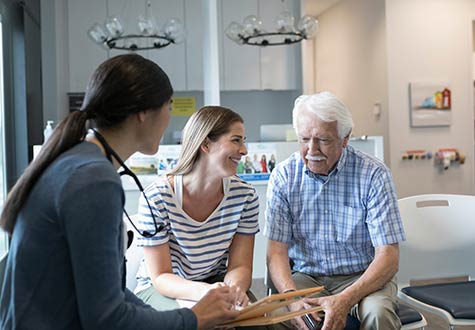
[171,97,196,116]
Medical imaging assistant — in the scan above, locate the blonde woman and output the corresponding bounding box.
[135,106,259,313]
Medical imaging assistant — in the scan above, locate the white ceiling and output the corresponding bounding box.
[304,0,342,16]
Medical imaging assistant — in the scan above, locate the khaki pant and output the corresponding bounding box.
[274,272,401,330]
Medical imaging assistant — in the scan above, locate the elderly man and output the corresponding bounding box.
[264,92,405,330]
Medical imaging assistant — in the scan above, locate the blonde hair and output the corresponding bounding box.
[170,106,243,175]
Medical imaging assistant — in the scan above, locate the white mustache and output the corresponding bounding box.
[306,154,327,161]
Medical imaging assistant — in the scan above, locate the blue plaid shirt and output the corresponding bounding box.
[264,145,405,276]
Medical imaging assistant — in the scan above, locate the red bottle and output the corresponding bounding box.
[442,88,451,109]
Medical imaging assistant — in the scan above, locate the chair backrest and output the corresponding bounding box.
[397,194,475,287]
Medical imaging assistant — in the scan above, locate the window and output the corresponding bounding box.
[0,16,8,256]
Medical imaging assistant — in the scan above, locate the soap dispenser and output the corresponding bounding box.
[43,120,54,144]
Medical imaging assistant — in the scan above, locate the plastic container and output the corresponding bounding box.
[43,120,54,144]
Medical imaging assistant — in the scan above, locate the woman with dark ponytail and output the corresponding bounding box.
[0,54,240,330]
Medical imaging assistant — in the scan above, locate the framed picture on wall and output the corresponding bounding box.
[409,82,451,127]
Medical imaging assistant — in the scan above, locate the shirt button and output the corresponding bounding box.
[324,209,329,214]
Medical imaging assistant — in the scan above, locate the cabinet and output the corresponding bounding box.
[67,0,108,92]
[220,0,261,90]
[184,0,204,91]
[258,0,301,90]
[220,0,301,91]
[145,0,187,90]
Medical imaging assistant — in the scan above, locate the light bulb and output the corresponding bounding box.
[297,15,318,38]
[138,1,157,36]
[163,18,185,43]
[242,15,263,37]
[274,10,295,33]
[138,16,157,36]
[225,22,245,44]
[87,23,107,44]
[105,16,124,38]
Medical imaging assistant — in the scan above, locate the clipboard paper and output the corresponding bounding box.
[221,286,324,327]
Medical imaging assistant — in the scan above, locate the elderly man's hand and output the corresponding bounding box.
[287,299,323,330]
[305,293,352,330]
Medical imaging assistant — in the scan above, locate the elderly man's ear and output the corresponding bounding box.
[342,133,351,148]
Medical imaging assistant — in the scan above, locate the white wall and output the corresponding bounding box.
[386,0,475,197]
[311,0,475,198]
[313,0,390,162]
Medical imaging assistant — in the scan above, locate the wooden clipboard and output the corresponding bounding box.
[220,286,324,327]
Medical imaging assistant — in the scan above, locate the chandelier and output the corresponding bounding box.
[225,6,318,46]
[87,1,185,51]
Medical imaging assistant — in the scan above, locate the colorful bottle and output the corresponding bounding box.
[442,88,451,109]
[434,91,443,109]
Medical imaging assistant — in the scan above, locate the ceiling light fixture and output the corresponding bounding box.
[87,1,185,51]
[225,2,318,47]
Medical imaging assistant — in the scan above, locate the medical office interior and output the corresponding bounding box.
[1,0,475,329]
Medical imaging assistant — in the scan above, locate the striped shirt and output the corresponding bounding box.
[264,145,405,276]
[135,175,259,293]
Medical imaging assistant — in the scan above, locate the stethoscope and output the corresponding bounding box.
[92,129,163,238]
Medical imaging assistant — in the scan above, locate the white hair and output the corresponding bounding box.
[292,91,354,140]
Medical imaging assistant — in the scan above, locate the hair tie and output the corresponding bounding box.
[84,110,97,119]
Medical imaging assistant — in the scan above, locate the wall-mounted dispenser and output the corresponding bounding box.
[435,148,465,170]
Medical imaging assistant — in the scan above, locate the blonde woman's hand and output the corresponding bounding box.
[197,281,226,300]
[209,282,227,290]
[192,286,240,330]
[233,286,250,308]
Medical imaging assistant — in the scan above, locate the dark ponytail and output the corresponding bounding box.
[0,54,172,234]
[0,111,89,234]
